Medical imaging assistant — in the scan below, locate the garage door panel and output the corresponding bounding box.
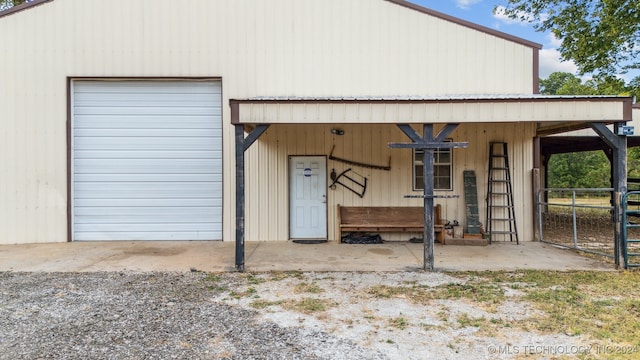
[74,135,221,150]
[74,231,220,241]
[74,182,222,198]
[74,150,221,159]
[74,159,222,174]
[74,92,220,104]
[74,128,219,138]
[73,173,220,182]
[74,106,217,116]
[72,80,223,241]
[75,223,220,232]
[75,206,222,216]
[75,214,220,224]
[74,81,219,93]
[74,198,220,207]
[74,115,222,129]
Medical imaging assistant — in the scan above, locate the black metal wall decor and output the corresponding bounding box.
[329,168,367,198]
[329,145,391,171]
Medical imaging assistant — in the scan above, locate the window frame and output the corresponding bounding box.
[412,140,453,191]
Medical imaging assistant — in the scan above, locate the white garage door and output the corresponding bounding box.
[72,80,222,241]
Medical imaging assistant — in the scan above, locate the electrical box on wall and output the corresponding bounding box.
[617,126,634,136]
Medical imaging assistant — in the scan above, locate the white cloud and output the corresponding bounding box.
[456,0,482,10]
[539,48,578,78]
[546,32,562,48]
[493,5,534,25]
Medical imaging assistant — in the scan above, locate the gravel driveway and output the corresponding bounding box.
[0,271,591,359]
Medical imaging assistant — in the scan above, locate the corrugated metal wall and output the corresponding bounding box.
[0,0,536,244]
[245,123,536,241]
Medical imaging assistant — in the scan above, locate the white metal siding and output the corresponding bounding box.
[72,80,222,241]
[245,123,536,242]
[0,0,547,244]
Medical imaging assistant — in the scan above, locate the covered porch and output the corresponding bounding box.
[231,96,633,271]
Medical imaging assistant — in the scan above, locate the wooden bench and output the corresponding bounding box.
[338,205,444,242]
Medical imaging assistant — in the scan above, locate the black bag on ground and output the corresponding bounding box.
[341,233,383,244]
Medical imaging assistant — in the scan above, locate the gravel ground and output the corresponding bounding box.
[0,271,590,359]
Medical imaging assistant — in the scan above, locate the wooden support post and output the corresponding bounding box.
[532,168,541,241]
[234,123,271,272]
[590,122,627,269]
[533,137,541,241]
[390,124,468,271]
[235,125,246,271]
[423,125,435,272]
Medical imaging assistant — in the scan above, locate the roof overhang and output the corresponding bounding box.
[230,96,633,133]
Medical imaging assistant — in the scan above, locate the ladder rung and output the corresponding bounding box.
[489,180,509,183]
[489,192,510,195]
[489,205,514,208]
[490,218,515,221]
[490,231,517,234]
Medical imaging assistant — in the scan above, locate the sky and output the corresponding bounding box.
[407,0,582,80]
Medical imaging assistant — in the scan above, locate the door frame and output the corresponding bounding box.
[288,155,328,240]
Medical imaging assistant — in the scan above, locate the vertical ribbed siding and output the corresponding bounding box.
[245,123,536,241]
[72,80,223,240]
[0,0,537,244]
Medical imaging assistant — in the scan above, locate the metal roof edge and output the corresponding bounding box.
[384,0,542,50]
[231,95,632,103]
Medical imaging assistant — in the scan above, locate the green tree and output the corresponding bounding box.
[496,0,640,80]
[540,73,594,95]
[540,72,638,189]
[548,151,610,189]
[541,72,638,98]
[0,1,28,11]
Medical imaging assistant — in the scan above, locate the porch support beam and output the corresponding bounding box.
[243,125,270,151]
[434,123,460,142]
[234,124,270,271]
[391,123,468,271]
[589,122,627,268]
[396,124,423,143]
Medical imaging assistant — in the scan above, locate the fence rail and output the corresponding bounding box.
[538,188,615,259]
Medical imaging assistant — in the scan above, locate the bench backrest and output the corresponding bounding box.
[338,205,442,226]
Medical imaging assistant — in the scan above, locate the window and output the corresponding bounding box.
[413,145,452,191]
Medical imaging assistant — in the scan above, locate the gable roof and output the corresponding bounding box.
[0,0,52,18]
[385,0,541,49]
[0,0,541,51]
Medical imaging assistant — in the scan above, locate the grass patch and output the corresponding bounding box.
[456,313,488,328]
[453,270,640,349]
[367,281,504,305]
[249,299,284,309]
[268,271,305,281]
[388,316,409,330]
[244,273,266,285]
[294,282,324,294]
[202,273,227,291]
[285,297,334,314]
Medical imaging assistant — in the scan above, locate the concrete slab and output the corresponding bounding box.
[0,240,613,273]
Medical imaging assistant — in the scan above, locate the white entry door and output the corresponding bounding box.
[289,156,327,239]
